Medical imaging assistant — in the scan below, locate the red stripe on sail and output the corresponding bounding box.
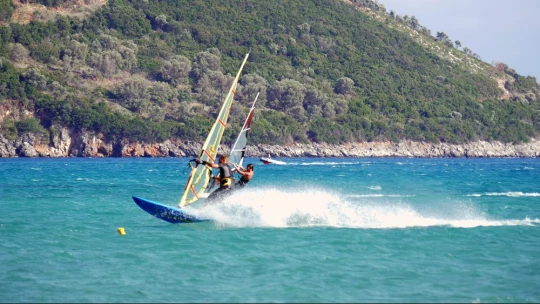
[203,150,215,162]
[184,175,193,190]
[190,185,198,198]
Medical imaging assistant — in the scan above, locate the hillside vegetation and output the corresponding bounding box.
[1,0,539,147]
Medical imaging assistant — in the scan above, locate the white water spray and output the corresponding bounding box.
[187,188,539,228]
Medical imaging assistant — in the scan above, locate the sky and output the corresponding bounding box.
[377,0,540,80]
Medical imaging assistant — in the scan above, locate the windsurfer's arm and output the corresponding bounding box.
[235,166,245,175]
[205,161,219,169]
[237,168,253,180]
[232,163,243,173]
[197,159,219,168]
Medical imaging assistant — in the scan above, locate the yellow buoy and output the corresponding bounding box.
[118,227,126,235]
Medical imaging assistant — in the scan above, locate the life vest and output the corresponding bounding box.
[219,164,232,188]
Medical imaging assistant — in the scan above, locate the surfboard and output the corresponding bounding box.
[132,196,209,224]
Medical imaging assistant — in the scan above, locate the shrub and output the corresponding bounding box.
[0,0,14,22]
[15,117,47,134]
[1,119,18,140]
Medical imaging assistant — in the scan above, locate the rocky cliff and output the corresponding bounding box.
[1,128,539,158]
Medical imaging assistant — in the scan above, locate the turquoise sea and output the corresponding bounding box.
[1,157,539,303]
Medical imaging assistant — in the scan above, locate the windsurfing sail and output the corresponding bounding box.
[178,53,250,208]
[206,92,259,194]
[229,92,259,169]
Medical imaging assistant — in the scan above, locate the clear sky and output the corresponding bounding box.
[377,0,540,80]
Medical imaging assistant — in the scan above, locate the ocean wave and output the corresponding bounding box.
[345,194,414,198]
[293,161,367,166]
[467,192,540,197]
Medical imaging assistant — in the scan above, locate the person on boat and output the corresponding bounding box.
[194,154,234,199]
[233,163,254,187]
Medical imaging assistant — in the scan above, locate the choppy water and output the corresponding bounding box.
[1,157,539,302]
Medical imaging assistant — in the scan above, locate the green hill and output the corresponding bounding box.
[1,0,539,147]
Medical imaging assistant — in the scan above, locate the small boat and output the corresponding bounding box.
[260,154,286,165]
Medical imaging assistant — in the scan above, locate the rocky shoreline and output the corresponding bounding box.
[1,128,539,158]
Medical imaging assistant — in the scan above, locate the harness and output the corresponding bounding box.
[220,177,232,187]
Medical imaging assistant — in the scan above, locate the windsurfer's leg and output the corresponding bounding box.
[207,186,230,203]
[207,188,221,202]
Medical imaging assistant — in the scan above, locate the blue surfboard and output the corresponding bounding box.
[132,196,210,224]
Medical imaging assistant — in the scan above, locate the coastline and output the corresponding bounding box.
[1,129,539,158]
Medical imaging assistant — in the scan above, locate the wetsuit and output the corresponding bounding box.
[217,163,233,189]
[207,163,233,202]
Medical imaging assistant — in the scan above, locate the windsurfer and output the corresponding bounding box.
[234,163,254,187]
[195,154,234,200]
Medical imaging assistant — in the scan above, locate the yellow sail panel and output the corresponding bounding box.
[179,53,250,207]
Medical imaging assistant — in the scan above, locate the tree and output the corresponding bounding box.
[191,49,222,80]
[0,0,14,22]
[419,27,431,36]
[154,14,168,29]
[10,43,30,63]
[1,119,17,140]
[238,73,268,107]
[89,51,120,78]
[267,79,307,122]
[87,34,138,77]
[436,32,453,47]
[0,26,11,53]
[115,78,151,112]
[105,3,151,38]
[303,85,327,118]
[194,71,231,107]
[22,68,48,91]
[455,40,461,48]
[65,40,89,66]
[335,77,355,95]
[409,16,419,30]
[160,55,191,87]
[436,32,449,41]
